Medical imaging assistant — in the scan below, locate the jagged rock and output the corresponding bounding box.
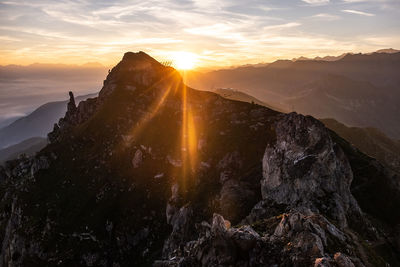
[229,225,259,251]
[162,204,194,258]
[48,90,97,143]
[261,113,361,228]
[67,91,77,113]
[159,211,359,267]
[271,211,348,264]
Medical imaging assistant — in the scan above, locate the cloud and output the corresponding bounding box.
[301,0,330,5]
[309,13,341,20]
[263,22,301,31]
[342,9,375,16]
[342,0,374,2]
[0,0,398,68]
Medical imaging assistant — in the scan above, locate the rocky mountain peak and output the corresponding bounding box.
[99,51,179,100]
[121,51,162,67]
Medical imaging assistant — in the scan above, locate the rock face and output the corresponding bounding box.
[1,52,399,267]
[261,113,361,228]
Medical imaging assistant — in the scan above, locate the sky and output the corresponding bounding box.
[0,0,399,68]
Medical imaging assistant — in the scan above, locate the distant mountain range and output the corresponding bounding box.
[0,93,97,148]
[187,51,400,139]
[292,48,399,62]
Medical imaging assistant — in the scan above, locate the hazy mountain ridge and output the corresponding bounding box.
[291,48,399,62]
[0,93,97,148]
[187,51,400,139]
[0,52,399,266]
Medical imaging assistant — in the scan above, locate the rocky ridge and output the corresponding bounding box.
[0,52,399,266]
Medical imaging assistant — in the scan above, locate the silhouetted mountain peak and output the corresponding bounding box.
[99,51,180,100]
[119,51,163,70]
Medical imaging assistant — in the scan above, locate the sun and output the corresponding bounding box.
[172,52,198,70]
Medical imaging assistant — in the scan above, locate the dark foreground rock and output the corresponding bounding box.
[0,52,399,266]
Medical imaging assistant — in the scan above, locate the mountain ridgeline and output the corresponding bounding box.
[0,52,399,266]
[186,51,400,139]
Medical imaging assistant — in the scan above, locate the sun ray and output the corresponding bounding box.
[115,70,181,152]
[179,71,198,192]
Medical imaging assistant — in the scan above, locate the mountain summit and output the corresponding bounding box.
[1,52,399,266]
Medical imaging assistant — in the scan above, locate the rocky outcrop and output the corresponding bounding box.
[48,91,97,143]
[261,113,361,228]
[157,211,363,267]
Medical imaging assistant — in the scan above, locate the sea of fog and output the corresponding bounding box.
[0,76,105,128]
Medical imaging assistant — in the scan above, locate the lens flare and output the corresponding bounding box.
[172,51,198,70]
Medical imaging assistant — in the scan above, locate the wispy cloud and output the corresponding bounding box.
[263,22,301,31]
[342,0,374,2]
[342,9,375,16]
[302,0,330,5]
[309,13,341,20]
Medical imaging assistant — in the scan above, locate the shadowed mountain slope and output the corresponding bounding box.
[322,118,400,173]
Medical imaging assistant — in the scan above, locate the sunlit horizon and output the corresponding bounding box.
[1,1,399,69]
[1,47,398,71]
